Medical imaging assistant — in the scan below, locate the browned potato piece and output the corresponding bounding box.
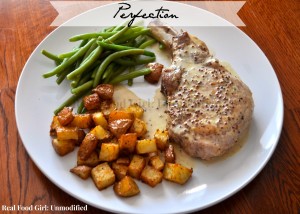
[129,118,147,137]
[77,151,100,167]
[136,139,157,154]
[163,163,193,185]
[114,176,140,197]
[57,107,74,126]
[119,133,137,154]
[92,84,114,100]
[90,125,111,140]
[99,143,120,162]
[69,114,94,129]
[108,110,134,123]
[50,116,60,136]
[70,165,92,180]
[83,93,101,111]
[78,133,98,160]
[165,144,176,163]
[108,119,133,138]
[56,126,81,141]
[154,129,169,150]
[100,100,117,118]
[112,162,128,181]
[92,112,108,129]
[52,139,76,156]
[149,156,164,171]
[128,155,146,179]
[144,63,164,84]
[91,163,115,190]
[115,157,130,166]
[125,103,144,119]
[141,165,163,187]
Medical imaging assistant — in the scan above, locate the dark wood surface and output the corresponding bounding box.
[1,0,299,213]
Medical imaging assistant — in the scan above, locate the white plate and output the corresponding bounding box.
[15,1,283,213]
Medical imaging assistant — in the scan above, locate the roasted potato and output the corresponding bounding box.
[70,165,92,179]
[108,110,134,123]
[108,119,133,138]
[115,157,130,166]
[149,155,164,171]
[154,129,169,150]
[69,114,94,129]
[90,125,111,140]
[144,63,164,84]
[92,112,108,129]
[77,151,100,167]
[129,118,147,137]
[128,155,146,179]
[92,84,114,100]
[57,107,74,126]
[136,139,157,154]
[163,163,193,185]
[125,103,144,119]
[113,176,140,197]
[165,144,176,163]
[119,133,137,154]
[141,165,163,187]
[91,162,116,190]
[56,126,83,141]
[78,133,98,160]
[50,116,60,136]
[52,139,76,156]
[112,162,128,181]
[83,93,101,111]
[100,100,117,117]
[99,143,120,162]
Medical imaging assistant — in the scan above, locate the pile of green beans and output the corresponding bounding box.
[41,24,157,114]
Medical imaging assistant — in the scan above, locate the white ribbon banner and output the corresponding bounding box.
[50,1,246,27]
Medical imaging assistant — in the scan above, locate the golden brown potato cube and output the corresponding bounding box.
[114,176,140,197]
[125,103,144,119]
[50,116,60,136]
[92,84,114,100]
[99,143,120,162]
[70,165,92,180]
[112,162,128,181]
[149,156,164,171]
[136,139,157,154]
[56,126,81,141]
[100,100,117,118]
[78,133,98,160]
[129,118,147,137]
[119,133,137,154]
[69,114,94,129]
[92,112,108,129]
[128,155,146,179]
[57,107,74,126]
[108,119,133,138]
[144,62,164,84]
[90,125,111,140]
[77,151,100,167]
[52,139,76,156]
[163,163,193,185]
[91,163,116,190]
[115,157,130,166]
[83,93,101,111]
[108,110,134,123]
[154,129,169,150]
[141,165,163,187]
[75,129,86,146]
[165,144,176,163]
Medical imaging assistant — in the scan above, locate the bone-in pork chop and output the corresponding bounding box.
[149,20,254,160]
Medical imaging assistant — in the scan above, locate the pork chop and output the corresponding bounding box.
[149,20,254,160]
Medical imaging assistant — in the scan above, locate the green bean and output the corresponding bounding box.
[43,38,96,78]
[109,68,151,84]
[114,29,150,44]
[78,39,89,48]
[97,41,155,57]
[81,40,99,62]
[105,24,129,43]
[159,42,165,50]
[138,39,156,49]
[71,80,93,94]
[103,66,127,83]
[54,92,86,115]
[93,49,146,87]
[114,56,155,66]
[76,100,85,114]
[56,65,73,85]
[102,63,117,79]
[69,32,115,42]
[41,49,63,63]
[127,66,134,86]
[58,49,78,59]
[134,36,147,47]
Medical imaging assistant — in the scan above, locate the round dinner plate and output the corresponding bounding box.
[15,1,283,213]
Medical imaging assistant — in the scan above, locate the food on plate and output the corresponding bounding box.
[149,20,254,160]
[49,83,193,197]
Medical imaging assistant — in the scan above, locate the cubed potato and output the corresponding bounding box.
[69,114,94,129]
[57,107,74,126]
[144,62,164,84]
[164,144,176,163]
[163,163,193,185]
[100,100,117,118]
[50,116,60,136]
[77,151,100,167]
[92,84,114,100]
[56,126,81,141]
[129,118,147,137]
[119,133,137,154]
[92,112,108,129]
[91,163,116,190]
[141,165,163,187]
[108,119,133,138]
[128,155,146,179]
[99,143,120,162]
[136,139,157,154]
[83,93,101,111]
[115,157,130,166]
[154,129,169,150]
[70,165,92,180]
[108,110,134,123]
[52,139,76,156]
[113,176,140,197]
[125,103,144,119]
[112,162,128,181]
[90,125,111,140]
[78,133,98,160]
[149,156,164,171]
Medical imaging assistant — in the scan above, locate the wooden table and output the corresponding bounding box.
[1,0,299,213]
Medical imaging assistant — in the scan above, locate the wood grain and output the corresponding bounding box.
[0,0,299,213]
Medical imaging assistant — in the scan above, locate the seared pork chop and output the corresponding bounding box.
[149,20,254,160]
